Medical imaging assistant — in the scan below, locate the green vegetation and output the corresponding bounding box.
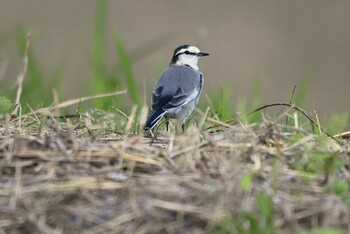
[0,96,12,114]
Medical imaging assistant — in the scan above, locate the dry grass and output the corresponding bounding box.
[0,108,349,234]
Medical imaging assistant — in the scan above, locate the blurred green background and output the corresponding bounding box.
[1,0,349,117]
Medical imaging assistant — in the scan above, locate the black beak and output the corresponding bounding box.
[198,51,210,57]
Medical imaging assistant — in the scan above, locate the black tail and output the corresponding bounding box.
[144,109,166,130]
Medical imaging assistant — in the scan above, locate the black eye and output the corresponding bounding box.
[185,51,190,55]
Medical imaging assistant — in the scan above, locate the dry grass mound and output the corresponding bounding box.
[0,110,349,234]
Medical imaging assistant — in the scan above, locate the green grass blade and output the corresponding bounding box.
[294,71,310,107]
[91,0,108,93]
[256,191,273,227]
[114,32,140,104]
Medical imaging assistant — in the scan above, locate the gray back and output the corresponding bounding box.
[154,65,202,97]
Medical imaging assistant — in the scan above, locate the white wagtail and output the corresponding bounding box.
[144,44,209,133]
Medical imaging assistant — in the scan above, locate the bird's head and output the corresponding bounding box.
[170,45,209,70]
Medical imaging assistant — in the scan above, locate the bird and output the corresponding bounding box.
[144,44,209,133]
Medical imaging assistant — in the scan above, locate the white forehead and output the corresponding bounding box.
[175,46,200,56]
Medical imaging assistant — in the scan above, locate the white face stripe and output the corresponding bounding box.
[174,46,202,70]
[175,46,201,56]
[175,55,199,70]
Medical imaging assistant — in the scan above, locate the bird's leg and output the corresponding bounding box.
[181,124,185,133]
[165,118,169,132]
[149,128,156,142]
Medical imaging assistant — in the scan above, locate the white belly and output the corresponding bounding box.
[164,98,197,124]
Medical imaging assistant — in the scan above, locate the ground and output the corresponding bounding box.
[0,109,349,234]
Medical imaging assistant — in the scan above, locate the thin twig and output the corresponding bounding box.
[14,90,127,120]
[12,33,31,117]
